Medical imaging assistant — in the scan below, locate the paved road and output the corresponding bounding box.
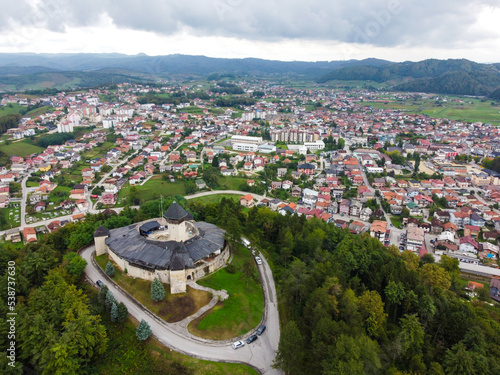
[81,245,283,375]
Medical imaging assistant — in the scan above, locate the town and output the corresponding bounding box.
[1,82,500,281]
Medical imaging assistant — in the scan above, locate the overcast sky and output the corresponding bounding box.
[1,0,500,62]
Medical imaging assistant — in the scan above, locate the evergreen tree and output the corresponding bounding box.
[105,289,116,310]
[98,284,109,306]
[110,302,118,322]
[105,261,115,277]
[151,278,166,302]
[136,319,152,341]
[117,302,128,324]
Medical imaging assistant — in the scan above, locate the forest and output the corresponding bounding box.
[1,197,499,374]
[188,198,500,375]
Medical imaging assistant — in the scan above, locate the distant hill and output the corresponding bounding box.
[317,59,500,96]
[0,69,152,91]
[0,53,499,95]
[0,53,391,85]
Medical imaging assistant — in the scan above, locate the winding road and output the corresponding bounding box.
[81,244,283,375]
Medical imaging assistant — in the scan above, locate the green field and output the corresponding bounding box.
[189,244,264,340]
[82,141,116,160]
[361,97,500,125]
[0,140,45,157]
[188,194,241,204]
[117,177,187,206]
[217,176,248,190]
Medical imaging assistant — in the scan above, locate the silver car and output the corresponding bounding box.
[232,340,245,350]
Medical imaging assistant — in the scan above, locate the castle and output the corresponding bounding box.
[94,202,229,294]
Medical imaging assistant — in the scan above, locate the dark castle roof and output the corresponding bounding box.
[163,202,189,221]
[94,226,110,237]
[103,220,225,271]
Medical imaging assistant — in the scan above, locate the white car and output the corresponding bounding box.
[232,340,245,350]
[255,256,262,265]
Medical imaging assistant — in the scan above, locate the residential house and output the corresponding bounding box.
[339,199,351,216]
[470,212,485,227]
[23,227,37,244]
[328,201,339,214]
[407,224,425,252]
[297,163,316,176]
[370,220,388,240]
[240,194,255,208]
[464,224,480,238]
[459,236,479,254]
[360,207,373,221]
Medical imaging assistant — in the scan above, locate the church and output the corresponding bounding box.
[94,202,230,294]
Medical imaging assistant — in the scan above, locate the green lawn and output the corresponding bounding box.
[81,141,116,160]
[95,254,213,323]
[0,140,45,157]
[90,293,257,375]
[218,176,248,191]
[189,244,264,340]
[49,185,71,203]
[117,177,187,206]
[188,194,241,204]
[390,216,403,228]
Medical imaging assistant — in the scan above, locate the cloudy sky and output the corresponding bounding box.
[1,0,500,62]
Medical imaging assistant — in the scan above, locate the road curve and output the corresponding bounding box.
[81,245,283,375]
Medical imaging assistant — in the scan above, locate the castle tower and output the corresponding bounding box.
[169,243,189,294]
[94,226,110,256]
[163,202,189,242]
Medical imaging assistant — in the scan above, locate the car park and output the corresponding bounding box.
[246,334,258,344]
[256,325,266,335]
[232,340,245,349]
[255,256,262,265]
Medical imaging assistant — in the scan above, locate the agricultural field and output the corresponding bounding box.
[361,96,500,125]
[0,140,45,157]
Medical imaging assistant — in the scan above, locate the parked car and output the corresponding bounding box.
[96,280,104,288]
[256,324,266,335]
[232,340,245,350]
[255,256,262,265]
[246,334,258,344]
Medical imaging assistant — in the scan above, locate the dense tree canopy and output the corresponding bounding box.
[186,198,500,375]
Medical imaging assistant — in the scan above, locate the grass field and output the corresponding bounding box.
[188,194,241,204]
[189,244,263,340]
[0,140,44,157]
[117,176,187,206]
[96,254,212,323]
[361,97,500,125]
[81,141,116,160]
[89,292,258,375]
[218,176,248,190]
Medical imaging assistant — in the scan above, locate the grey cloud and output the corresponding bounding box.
[2,0,499,48]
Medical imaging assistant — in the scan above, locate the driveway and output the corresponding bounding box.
[81,245,283,375]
